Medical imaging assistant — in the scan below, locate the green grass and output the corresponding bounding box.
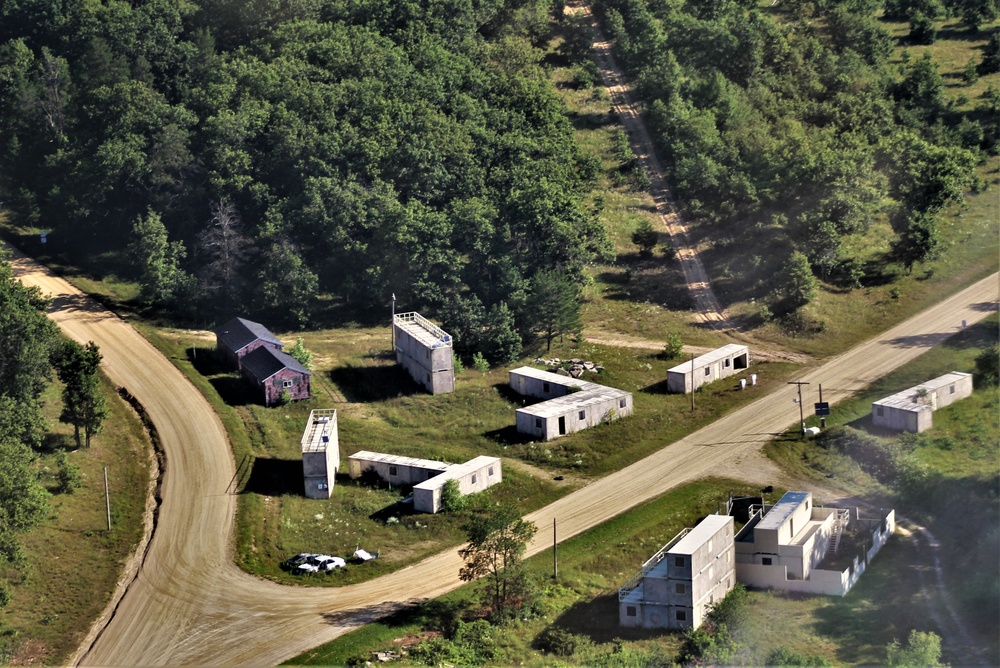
[0,375,152,664]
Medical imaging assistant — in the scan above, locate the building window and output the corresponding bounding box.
[488,466,494,476]
[674,556,685,567]
[724,359,731,368]
[535,418,542,428]
[676,610,687,622]
[708,539,713,553]
[472,474,477,484]
[950,384,955,394]
[762,557,772,566]
[282,379,293,388]
[626,606,637,617]
[709,566,714,580]
[619,398,626,408]
[876,406,884,417]
[675,583,686,594]
[579,411,586,420]
[705,367,711,376]
[543,382,550,393]
[726,551,731,563]
[389,466,397,476]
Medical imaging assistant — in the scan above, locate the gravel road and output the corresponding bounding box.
[8,246,996,666]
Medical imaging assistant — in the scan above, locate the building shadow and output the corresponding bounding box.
[242,457,303,496]
[547,593,664,643]
[187,346,229,375]
[328,364,419,403]
[208,375,257,406]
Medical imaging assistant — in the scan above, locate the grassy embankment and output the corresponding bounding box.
[0,375,152,665]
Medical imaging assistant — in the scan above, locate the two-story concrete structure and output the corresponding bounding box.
[871,371,973,433]
[667,344,750,394]
[301,409,338,499]
[619,514,735,630]
[393,312,454,394]
[509,367,633,441]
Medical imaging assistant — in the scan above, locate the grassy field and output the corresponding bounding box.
[0,374,152,665]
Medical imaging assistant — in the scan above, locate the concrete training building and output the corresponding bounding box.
[347,451,502,514]
[509,366,633,441]
[393,312,454,395]
[619,514,735,630]
[667,344,750,394]
[301,409,338,499]
[871,371,973,433]
[735,491,895,596]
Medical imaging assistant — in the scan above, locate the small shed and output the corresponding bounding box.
[301,409,338,499]
[872,371,973,433]
[393,312,454,394]
[214,317,283,370]
[347,451,450,485]
[667,344,750,394]
[516,386,632,441]
[240,346,312,406]
[413,456,502,514]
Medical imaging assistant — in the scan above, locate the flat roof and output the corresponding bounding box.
[413,456,500,491]
[873,372,972,411]
[348,451,451,472]
[757,491,811,531]
[301,409,336,453]
[393,312,452,349]
[670,514,732,555]
[515,386,631,418]
[667,343,749,374]
[508,366,593,390]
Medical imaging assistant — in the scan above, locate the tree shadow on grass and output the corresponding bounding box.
[329,364,420,403]
[242,457,302,496]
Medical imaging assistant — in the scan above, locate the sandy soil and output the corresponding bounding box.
[6,243,996,665]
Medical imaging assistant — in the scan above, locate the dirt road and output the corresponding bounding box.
[8,246,996,665]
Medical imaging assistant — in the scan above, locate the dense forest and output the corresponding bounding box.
[0,0,610,362]
[595,0,995,308]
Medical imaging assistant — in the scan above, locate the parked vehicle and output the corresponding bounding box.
[294,562,320,575]
[312,555,346,571]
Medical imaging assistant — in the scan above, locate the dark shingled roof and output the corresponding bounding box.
[241,346,311,382]
[214,317,283,354]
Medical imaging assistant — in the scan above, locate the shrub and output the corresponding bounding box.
[631,219,658,258]
[56,451,81,494]
[974,344,999,386]
[662,332,684,360]
[472,352,490,373]
[535,626,585,656]
[440,479,466,512]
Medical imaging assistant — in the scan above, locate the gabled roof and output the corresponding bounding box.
[214,317,283,354]
[241,346,311,382]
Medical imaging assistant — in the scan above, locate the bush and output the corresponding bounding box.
[472,352,490,373]
[974,344,999,386]
[440,479,466,512]
[766,646,832,666]
[56,451,81,494]
[631,219,658,257]
[535,626,586,656]
[662,332,684,360]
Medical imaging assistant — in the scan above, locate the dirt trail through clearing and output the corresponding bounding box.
[569,2,729,329]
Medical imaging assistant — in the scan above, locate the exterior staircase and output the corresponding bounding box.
[827,510,851,556]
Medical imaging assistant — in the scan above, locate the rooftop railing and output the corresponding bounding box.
[618,528,691,601]
[394,312,452,347]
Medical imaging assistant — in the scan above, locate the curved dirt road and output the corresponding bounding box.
[9,247,996,665]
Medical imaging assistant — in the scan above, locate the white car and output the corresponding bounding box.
[312,555,346,571]
[294,562,320,575]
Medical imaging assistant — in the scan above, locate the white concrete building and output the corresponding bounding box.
[413,456,502,513]
[619,515,735,630]
[735,491,895,596]
[872,371,973,433]
[509,367,633,441]
[667,344,750,394]
[393,312,454,394]
[301,409,339,499]
[347,451,450,485]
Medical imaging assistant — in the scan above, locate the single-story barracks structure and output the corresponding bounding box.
[619,514,735,630]
[509,367,633,441]
[393,312,454,394]
[347,451,502,513]
[871,371,973,433]
[301,409,338,499]
[735,491,895,596]
[667,344,750,394]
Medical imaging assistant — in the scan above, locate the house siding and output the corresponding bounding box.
[247,367,311,406]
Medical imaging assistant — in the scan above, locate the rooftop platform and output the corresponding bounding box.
[348,450,451,473]
[516,385,630,418]
[413,456,500,491]
[671,514,731,555]
[667,343,748,374]
[301,409,336,453]
[757,491,810,531]
[394,312,452,349]
[873,371,972,411]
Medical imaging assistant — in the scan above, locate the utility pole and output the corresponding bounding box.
[391,293,396,351]
[104,467,111,531]
[553,518,558,580]
[788,381,810,434]
[690,352,695,412]
[819,383,825,429]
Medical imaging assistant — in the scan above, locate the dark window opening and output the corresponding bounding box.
[626,606,636,617]
[762,557,772,566]
[389,466,397,476]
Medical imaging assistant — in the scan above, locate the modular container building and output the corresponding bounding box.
[301,409,338,499]
[667,344,750,394]
[515,386,633,441]
[347,451,450,485]
[393,312,454,394]
[619,515,735,630]
[508,366,590,399]
[871,371,973,433]
[413,456,502,514]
